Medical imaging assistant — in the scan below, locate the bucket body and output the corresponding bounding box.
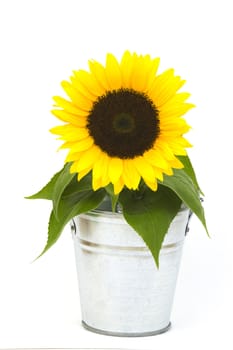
[72,206,190,337]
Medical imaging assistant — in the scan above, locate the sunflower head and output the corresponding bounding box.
[51,51,194,194]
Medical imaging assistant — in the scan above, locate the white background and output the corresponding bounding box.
[0,0,232,349]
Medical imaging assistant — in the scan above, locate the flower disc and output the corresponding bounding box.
[87,88,160,158]
[51,51,194,194]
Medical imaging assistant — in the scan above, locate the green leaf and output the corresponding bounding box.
[25,166,65,200]
[119,186,182,267]
[38,189,106,257]
[62,172,93,198]
[161,168,208,235]
[52,163,76,217]
[178,155,204,195]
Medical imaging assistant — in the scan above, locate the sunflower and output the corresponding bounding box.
[51,51,194,194]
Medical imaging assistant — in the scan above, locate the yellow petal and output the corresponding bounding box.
[105,53,122,90]
[70,75,97,101]
[58,141,74,150]
[113,177,124,195]
[70,160,79,174]
[92,152,105,178]
[153,167,164,181]
[169,157,184,169]
[51,109,87,126]
[143,149,169,170]
[130,55,147,91]
[108,158,123,183]
[50,125,89,142]
[143,178,158,191]
[148,69,187,107]
[78,167,92,181]
[163,137,192,155]
[67,137,94,153]
[159,103,195,119]
[75,145,101,172]
[133,156,155,183]
[178,136,193,148]
[131,54,159,92]
[65,151,83,163]
[88,60,110,91]
[53,96,88,116]
[160,116,190,128]
[92,152,110,188]
[148,68,174,90]
[120,51,134,88]
[166,143,187,155]
[121,172,134,190]
[156,77,185,107]
[144,57,160,91]
[162,167,173,176]
[92,175,104,191]
[122,159,140,190]
[160,121,191,136]
[61,81,93,111]
[165,92,191,104]
[100,154,111,187]
[155,140,175,160]
[73,69,106,97]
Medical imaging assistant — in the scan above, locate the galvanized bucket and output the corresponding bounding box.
[72,204,191,337]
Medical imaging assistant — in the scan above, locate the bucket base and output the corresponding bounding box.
[82,320,171,337]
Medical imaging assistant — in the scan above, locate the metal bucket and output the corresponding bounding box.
[72,205,190,337]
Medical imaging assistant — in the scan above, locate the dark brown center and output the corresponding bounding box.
[87,88,160,158]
